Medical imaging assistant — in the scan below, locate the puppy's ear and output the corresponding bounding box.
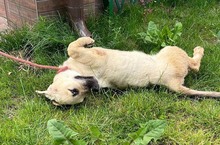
[75,76,99,91]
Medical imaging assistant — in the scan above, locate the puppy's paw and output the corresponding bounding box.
[194,46,204,56]
[67,37,95,57]
[78,37,95,46]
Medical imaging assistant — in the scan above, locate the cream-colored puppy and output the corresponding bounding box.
[36,37,220,105]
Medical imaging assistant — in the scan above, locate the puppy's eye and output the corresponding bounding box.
[68,88,79,97]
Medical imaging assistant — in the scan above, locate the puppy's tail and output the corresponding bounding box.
[178,86,220,98]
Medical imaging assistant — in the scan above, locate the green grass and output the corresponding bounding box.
[1,0,220,144]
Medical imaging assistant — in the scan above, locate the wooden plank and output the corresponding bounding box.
[0,0,5,4]
[7,0,37,20]
[4,0,104,28]
[0,2,6,17]
[37,0,66,13]
[7,10,36,27]
[0,0,6,17]
[8,0,36,10]
[38,8,66,17]
[83,0,103,18]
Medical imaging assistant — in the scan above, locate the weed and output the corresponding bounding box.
[128,120,167,145]
[138,21,182,50]
[47,119,86,145]
[47,119,166,145]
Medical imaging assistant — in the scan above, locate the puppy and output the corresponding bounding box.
[36,37,220,105]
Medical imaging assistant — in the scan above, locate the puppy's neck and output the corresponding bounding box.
[54,69,81,82]
[56,66,82,78]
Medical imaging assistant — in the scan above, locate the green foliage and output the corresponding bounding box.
[47,119,86,145]
[87,5,144,51]
[0,27,29,51]
[128,120,167,145]
[0,17,76,54]
[47,119,166,145]
[0,17,76,65]
[24,17,76,58]
[1,1,220,144]
[138,21,182,49]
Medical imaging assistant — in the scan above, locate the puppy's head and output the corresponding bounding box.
[36,70,99,106]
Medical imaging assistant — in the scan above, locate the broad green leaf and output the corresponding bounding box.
[144,35,153,43]
[90,125,101,139]
[138,21,182,48]
[147,21,159,37]
[129,125,148,140]
[47,119,79,145]
[142,120,167,144]
[172,22,182,41]
[133,137,143,145]
[174,22,183,36]
[138,32,146,37]
[129,120,167,145]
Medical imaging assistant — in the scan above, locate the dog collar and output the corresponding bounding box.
[57,66,69,74]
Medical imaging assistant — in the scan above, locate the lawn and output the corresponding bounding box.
[0,0,220,144]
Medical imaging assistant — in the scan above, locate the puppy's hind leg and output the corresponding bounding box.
[67,37,95,58]
[166,78,220,98]
[67,37,106,66]
[188,46,204,72]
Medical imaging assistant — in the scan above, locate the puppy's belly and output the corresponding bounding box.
[106,70,160,88]
[102,53,160,88]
